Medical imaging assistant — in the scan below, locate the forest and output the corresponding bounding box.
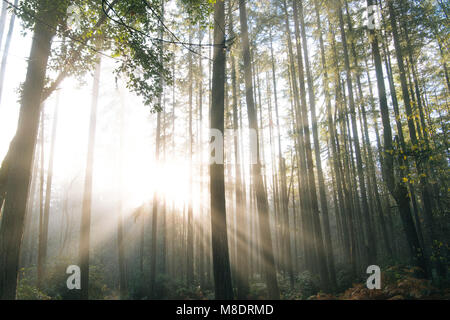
[0,0,448,300]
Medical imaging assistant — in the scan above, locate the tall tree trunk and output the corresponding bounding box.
[37,109,45,287]
[362,56,393,258]
[209,0,234,300]
[161,108,167,276]
[291,0,330,289]
[186,25,194,286]
[0,1,7,50]
[38,91,60,286]
[337,0,376,266]
[378,2,425,251]
[398,0,443,277]
[329,24,359,274]
[0,2,61,298]
[139,206,145,279]
[239,0,280,299]
[367,0,427,277]
[281,0,312,274]
[387,0,436,276]
[117,84,127,299]
[170,52,176,279]
[197,26,205,290]
[316,0,351,273]
[21,136,40,268]
[298,0,336,290]
[229,0,249,299]
[0,0,18,105]
[150,0,165,295]
[269,31,293,288]
[79,53,102,300]
[205,23,213,288]
[265,70,282,278]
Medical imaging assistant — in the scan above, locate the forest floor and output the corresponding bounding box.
[16,263,450,300]
[308,265,450,300]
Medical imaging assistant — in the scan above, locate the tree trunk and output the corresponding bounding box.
[269,30,293,284]
[239,0,280,299]
[298,0,336,290]
[281,0,312,274]
[0,3,59,298]
[117,84,127,299]
[209,0,234,300]
[337,0,376,265]
[0,0,18,105]
[186,27,195,286]
[291,0,330,289]
[197,26,205,290]
[37,109,45,287]
[367,0,427,277]
[362,56,393,258]
[79,53,102,300]
[0,1,8,50]
[229,1,249,299]
[37,91,60,286]
[21,136,40,268]
[150,1,165,295]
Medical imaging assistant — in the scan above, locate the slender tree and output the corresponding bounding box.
[0,0,18,105]
[78,53,102,300]
[239,0,279,299]
[367,0,427,276]
[0,1,69,299]
[37,91,60,286]
[209,0,233,300]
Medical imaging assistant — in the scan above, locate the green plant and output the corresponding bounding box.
[16,268,51,300]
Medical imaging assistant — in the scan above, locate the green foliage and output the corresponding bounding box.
[335,264,357,292]
[13,0,175,111]
[171,281,210,300]
[45,261,110,300]
[247,280,269,299]
[244,272,322,300]
[127,273,148,299]
[128,273,213,300]
[16,259,111,300]
[343,265,441,300]
[309,265,449,300]
[177,0,214,28]
[16,268,51,300]
[295,271,321,299]
[108,0,171,109]
[15,0,70,31]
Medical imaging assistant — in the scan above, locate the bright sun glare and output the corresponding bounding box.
[123,159,194,213]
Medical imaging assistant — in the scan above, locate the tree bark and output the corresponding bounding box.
[37,91,60,286]
[229,0,249,299]
[117,84,127,299]
[239,0,279,299]
[367,0,427,277]
[298,0,336,290]
[337,0,376,265]
[0,2,60,298]
[210,0,234,300]
[186,25,194,286]
[150,0,165,295]
[79,53,102,300]
[291,0,330,289]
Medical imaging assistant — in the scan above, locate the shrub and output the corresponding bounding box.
[41,258,111,299]
[296,271,320,299]
[335,264,356,292]
[16,268,51,300]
